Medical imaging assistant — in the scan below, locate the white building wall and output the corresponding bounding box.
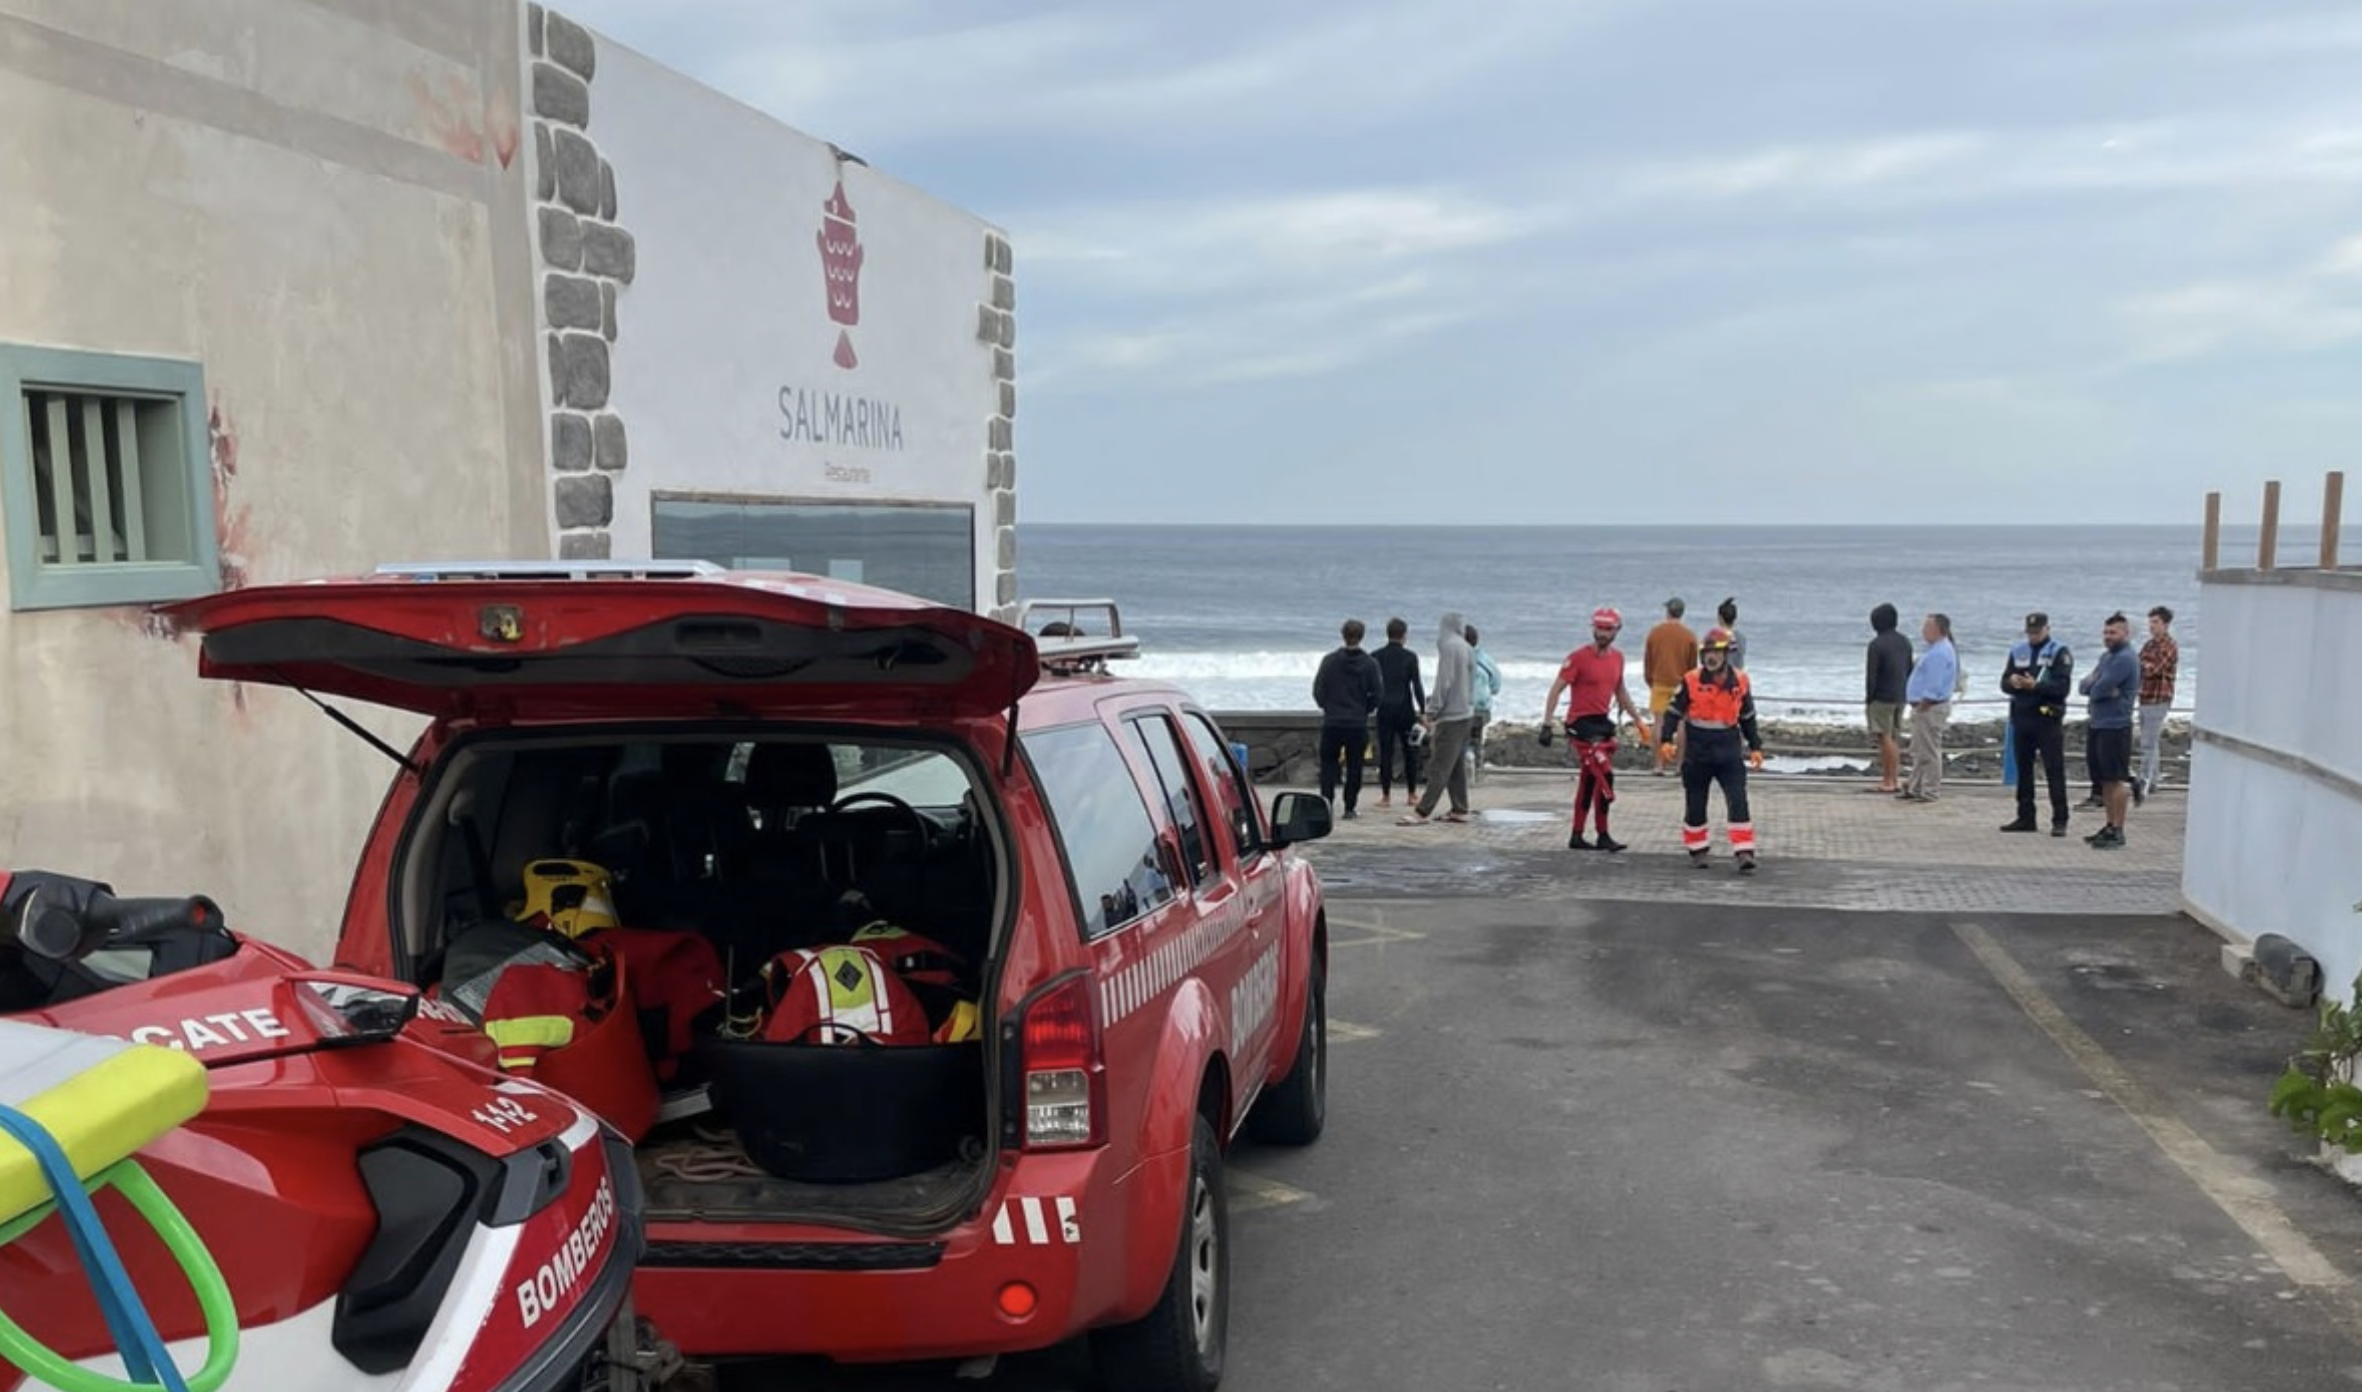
[0,0,545,959]
[2181,571,2362,997]
[521,9,1019,618]
[0,1,1018,958]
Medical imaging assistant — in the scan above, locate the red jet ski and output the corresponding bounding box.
[0,869,679,1391]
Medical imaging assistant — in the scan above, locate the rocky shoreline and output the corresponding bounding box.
[1215,711,2194,785]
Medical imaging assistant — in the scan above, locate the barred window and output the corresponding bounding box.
[2,346,217,610]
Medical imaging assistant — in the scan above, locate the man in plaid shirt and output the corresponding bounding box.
[2137,605,2179,800]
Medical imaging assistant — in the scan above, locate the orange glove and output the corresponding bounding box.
[1658,743,1677,762]
[1748,749,1765,771]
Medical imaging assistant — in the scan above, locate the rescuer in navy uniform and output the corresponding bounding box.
[1657,628,1765,872]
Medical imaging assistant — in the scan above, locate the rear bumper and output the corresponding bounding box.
[633,1150,1159,1362]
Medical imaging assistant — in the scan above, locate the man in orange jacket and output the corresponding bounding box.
[1657,628,1766,872]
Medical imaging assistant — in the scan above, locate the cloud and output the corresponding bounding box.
[580,0,1612,152]
[2320,236,2362,277]
[1613,109,2362,213]
[1024,189,1546,289]
[2120,235,2362,363]
[1018,186,1545,389]
[1625,133,1989,199]
[1033,291,1485,392]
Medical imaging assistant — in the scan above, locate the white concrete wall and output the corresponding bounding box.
[2182,572,2362,997]
[523,13,1018,615]
[0,0,546,959]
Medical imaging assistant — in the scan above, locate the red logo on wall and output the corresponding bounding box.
[818,180,864,370]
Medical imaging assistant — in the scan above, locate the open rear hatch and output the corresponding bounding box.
[159,561,1039,720]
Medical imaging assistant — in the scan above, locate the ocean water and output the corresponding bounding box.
[1016,524,2261,726]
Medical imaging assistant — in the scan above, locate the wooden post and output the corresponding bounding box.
[2259,480,2281,571]
[2324,471,2345,570]
[2202,492,2221,572]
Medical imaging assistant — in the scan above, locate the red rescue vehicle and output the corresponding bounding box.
[162,563,1335,1391]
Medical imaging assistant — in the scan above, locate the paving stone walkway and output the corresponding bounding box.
[1290,767,2185,915]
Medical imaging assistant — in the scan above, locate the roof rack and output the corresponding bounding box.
[373,559,727,582]
[1018,597,1140,674]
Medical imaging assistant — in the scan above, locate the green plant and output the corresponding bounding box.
[2268,901,2362,1152]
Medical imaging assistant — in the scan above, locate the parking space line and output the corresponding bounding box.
[1228,1168,1313,1214]
[1328,1019,1381,1043]
[1327,916,1426,947]
[1954,922,2354,1303]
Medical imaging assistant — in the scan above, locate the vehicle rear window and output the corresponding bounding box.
[1022,723,1175,940]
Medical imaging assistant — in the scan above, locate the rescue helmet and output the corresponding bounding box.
[1701,627,1735,653]
[515,859,620,938]
[1590,606,1622,630]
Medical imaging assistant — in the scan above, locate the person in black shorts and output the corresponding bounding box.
[2077,612,2141,849]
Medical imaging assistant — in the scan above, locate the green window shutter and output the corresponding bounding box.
[0,343,220,611]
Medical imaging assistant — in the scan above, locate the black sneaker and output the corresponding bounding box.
[1735,852,1758,874]
[2090,826,2125,850]
[1595,835,1628,853]
[2051,823,2069,838]
[1568,832,1592,850]
[2000,819,2038,833]
[2131,779,2146,809]
[1689,849,1711,869]
[2078,795,2104,809]
[1341,806,1357,821]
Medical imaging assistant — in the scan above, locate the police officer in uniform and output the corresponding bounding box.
[2000,611,2075,837]
[1657,628,1765,872]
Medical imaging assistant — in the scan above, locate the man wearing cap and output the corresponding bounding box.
[1643,598,1699,777]
[2000,611,2075,837]
[1542,607,1655,851]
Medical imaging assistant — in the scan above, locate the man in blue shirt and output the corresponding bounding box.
[2078,612,2142,849]
[1900,612,1958,802]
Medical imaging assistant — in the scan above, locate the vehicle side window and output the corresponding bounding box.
[1127,713,1214,888]
[1183,712,1264,860]
[1022,722,1176,940]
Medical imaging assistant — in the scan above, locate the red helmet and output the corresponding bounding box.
[1590,606,1622,630]
[1702,627,1735,651]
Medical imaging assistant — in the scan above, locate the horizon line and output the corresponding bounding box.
[1016,520,2261,531]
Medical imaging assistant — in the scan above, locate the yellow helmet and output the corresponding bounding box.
[515,859,620,937]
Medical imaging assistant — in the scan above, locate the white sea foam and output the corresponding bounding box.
[1117,649,2033,725]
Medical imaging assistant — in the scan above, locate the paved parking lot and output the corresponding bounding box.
[725,773,2362,1390]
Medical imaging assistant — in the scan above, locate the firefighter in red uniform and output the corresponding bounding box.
[1657,628,1765,872]
[1541,606,1654,852]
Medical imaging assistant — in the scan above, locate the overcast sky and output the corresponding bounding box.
[559,0,2362,526]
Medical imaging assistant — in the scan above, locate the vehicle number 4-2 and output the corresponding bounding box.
[473,1095,540,1133]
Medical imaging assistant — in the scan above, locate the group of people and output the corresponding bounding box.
[1313,598,1768,871]
[1868,604,2180,849]
[1544,601,1763,870]
[1310,591,2187,867]
[1311,615,1503,825]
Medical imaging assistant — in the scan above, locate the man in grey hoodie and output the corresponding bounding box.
[1401,612,1475,824]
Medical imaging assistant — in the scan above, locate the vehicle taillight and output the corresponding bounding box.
[1018,974,1104,1149]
